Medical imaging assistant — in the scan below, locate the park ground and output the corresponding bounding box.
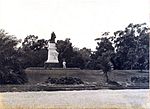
[0,89,150,109]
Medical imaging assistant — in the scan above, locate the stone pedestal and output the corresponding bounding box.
[44,63,60,69]
[45,43,59,69]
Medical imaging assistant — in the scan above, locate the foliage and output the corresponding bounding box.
[56,38,74,67]
[45,76,84,85]
[78,47,91,69]
[95,37,114,58]
[91,35,115,82]
[56,38,85,68]
[0,29,27,84]
[112,23,149,70]
[20,35,48,68]
[131,76,149,83]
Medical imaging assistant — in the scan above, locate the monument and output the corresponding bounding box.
[26,32,82,84]
[45,32,59,69]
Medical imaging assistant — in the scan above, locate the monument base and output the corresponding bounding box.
[44,62,60,69]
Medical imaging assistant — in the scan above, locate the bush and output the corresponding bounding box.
[131,76,149,83]
[0,67,27,84]
[45,76,84,85]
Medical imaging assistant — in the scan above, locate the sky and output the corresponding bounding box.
[0,0,149,50]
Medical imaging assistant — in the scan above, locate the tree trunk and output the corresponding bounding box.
[104,71,109,83]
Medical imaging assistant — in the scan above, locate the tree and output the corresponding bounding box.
[0,29,27,84]
[113,23,149,70]
[56,38,86,68]
[69,49,85,69]
[78,47,92,69]
[92,35,115,82]
[56,38,74,67]
[97,52,113,82]
[95,37,114,58]
[20,35,48,68]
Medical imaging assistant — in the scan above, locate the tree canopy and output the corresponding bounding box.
[112,23,149,70]
[0,29,27,84]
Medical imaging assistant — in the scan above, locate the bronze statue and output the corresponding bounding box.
[50,32,56,43]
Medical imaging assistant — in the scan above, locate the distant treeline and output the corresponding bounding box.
[0,23,149,84]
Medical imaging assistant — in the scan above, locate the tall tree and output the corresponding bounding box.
[0,29,27,84]
[93,35,115,82]
[113,23,149,70]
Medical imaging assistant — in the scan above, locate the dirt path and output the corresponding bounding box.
[0,89,150,109]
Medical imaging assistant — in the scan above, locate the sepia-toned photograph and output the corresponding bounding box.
[0,0,149,109]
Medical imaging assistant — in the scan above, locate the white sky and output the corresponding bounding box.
[0,0,149,50]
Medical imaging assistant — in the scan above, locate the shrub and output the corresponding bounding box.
[45,76,84,85]
[131,76,149,83]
